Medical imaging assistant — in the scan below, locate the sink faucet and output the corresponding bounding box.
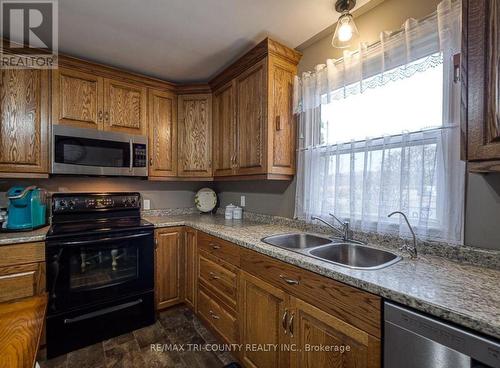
[311,214,351,242]
[388,211,418,259]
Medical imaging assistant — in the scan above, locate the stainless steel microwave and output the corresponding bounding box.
[51,125,148,177]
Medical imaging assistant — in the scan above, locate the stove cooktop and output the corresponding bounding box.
[47,217,153,239]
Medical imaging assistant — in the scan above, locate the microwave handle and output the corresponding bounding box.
[50,232,151,247]
[129,139,133,172]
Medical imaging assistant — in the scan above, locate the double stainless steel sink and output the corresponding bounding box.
[261,233,401,270]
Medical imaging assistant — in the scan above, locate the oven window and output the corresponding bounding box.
[69,245,138,290]
[54,135,131,167]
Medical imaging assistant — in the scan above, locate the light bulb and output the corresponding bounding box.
[337,22,353,42]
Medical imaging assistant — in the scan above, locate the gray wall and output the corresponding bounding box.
[0,177,211,210]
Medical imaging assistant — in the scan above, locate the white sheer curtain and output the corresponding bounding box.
[294,0,465,244]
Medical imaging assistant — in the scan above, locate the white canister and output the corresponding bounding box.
[233,206,243,220]
[225,204,236,220]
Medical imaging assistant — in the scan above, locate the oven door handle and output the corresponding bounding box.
[51,232,151,247]
[64,298,143,324]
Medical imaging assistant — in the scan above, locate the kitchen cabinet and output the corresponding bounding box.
[464,0,500,172]
[53,66,147,135]
[210,38,301,180]
[177,94,213,177]
[0,68,49,177]
[184,227,197,310]
[52,67,104,130]
[289,297,381,368]
[155,228,184,310]
[148,89,178,178]
[213,81,237,176]
[104,79,147,135]
[239,271,290,368]
[0,242,46,303]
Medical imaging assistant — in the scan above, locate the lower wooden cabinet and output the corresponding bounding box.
[239,271,290,368]
[289,297,381,368]
[155,227,184,310]
[0,242,46,303]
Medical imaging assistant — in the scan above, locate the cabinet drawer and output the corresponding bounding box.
[0,262,45,303]
[0,242,45,267]
[197,232,240,266]
[241,248,382,338]
[198,253,237,309]
[198,287,237,344]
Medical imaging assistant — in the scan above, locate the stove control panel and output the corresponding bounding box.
[52,193,141,213]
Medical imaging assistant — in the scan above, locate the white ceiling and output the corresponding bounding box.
[57,0,371,83]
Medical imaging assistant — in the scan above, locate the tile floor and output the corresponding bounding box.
[39,305,237,368]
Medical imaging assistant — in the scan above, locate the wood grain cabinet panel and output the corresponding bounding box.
[289,297,381,368]
[268,56,296,175]
[465,0,500,171]
[177,94,212,177]
[235,59,267,175]
[0,68,49,175]
[155,228,184,310]
[184,227,197,310]
[239,271,290,368]
[213,81,237,176]
[148,89,177,177]
[52,67,104,130]
[104,79,147,135]
[0,263,46,303]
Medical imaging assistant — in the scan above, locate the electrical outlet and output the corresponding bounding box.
[240,196,246,207]
[143,199,151,210]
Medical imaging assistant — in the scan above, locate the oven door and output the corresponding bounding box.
[52,125,147,177]
[46,229,154,314]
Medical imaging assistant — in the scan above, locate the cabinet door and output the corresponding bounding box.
[52,67,104,130]
[0,262,45,303]
[104,78,147,135]
[290,297,381,368]
[466,0,500,168]
[268,56,296,175]
[148,89,177,177]
[0,68,49,175]
[239,271,290,368]
[177,94,212,177]
[235,59,267,175]
[155,228,184,310]
[184,227,197,310]
[213,81,236,176]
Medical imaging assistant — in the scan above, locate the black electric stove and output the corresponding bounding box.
[45,193,155,358]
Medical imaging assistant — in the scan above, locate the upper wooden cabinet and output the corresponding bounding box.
[52,67,104,130]
[210,38,301,180]
[53,66,147,135]
[177,94,212,177]
[148,89,177,177]
[464,0,500,172]
[104,79,147,135]
[213,81,237,176]
[0,68,49,177]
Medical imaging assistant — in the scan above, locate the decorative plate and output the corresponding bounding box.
[194,188,217,213]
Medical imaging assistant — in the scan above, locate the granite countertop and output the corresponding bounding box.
[0,226,49,245]
[1,213,498,341]
[144,214,500,341]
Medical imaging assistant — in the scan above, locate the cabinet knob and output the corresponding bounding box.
[209,310,220,320]
[209,271,220,280]
[282,309,288,334]
[98,111,103,122]
[279,274,299,285]
[288,312,295,337]
[276,115,281,131]
[149,158,153,166]
[210,243,220,250]
[105,112,110,122]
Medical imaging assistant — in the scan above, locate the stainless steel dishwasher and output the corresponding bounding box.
[384,302,500,368]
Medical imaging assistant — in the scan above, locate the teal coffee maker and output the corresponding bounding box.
[6,186,47,231]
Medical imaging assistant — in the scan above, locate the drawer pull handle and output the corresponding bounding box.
[279,274,299,285]
[282,309,288,334]
[209,272,220,280]
[209,310,220,320]
[209,243,221,250]
[288,312,295,337]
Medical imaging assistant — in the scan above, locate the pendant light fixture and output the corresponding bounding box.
[332,0,359,49]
